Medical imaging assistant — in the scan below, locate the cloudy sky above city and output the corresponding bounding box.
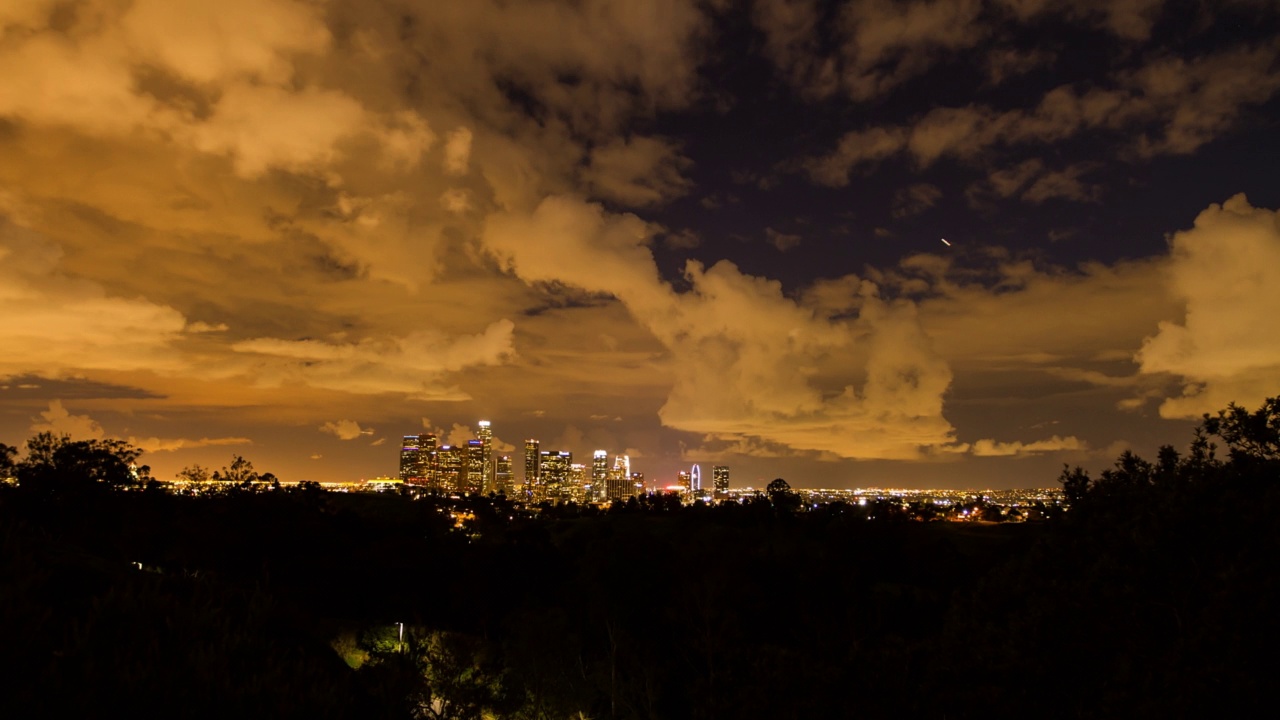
[2,0,1278,488]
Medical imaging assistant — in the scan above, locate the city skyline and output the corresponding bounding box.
[395,418,717,501]
[2,1,1278,489]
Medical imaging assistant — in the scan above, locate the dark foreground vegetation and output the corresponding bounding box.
[2,399,1278,718]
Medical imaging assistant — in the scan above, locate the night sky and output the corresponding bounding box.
[2,0,1278,489]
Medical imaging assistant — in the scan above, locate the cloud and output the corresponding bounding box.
[1021,164,1101,204]
[985,47,1055,85]
[443,127,474,176]
[29,400,104,440]
[484,195,959,460]
[859,247,1180,449]
[119,0,331,85]
[757,0,1176,103]
[584,136,693,207]
[752,0,993,102]
[664,228,702,250]
[0,222,189,379]
[682,433,818,462]
[319,419,374,440]
[1137,194,1280,417]
[804,44,1280,180]
[129,436,253,453]
[892,183,943,218]
[0,0,434,180]
[967,435,1087,457]
[970,160,1101,205]
[765,228,803,252]
[751,0,839,99]
[972,159,1045,202]
[231,321,516,399]
[187,86,433,178]
[837,0,988,100]
[551,425,587,453]
[4,0,1266,490]
[805,127,907,186]
[995,0,1168,41]
[1126,45,1280,156]
[446,424,477,448]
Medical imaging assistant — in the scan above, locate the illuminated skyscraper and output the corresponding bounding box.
[495,455,513,496]
[589,450,608,503]
[569,463,587,503]
[437,445,463,493]
[477,420,494,493]
[400,435,434,484]
[420,433,439,488]
[539,450,572,503]
[463,439,485,494]
[713,465,730,500]
[399,436,421,483]
[524,439,540,499]
[604,454,632,499]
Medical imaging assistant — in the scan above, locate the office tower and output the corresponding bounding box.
[570,461,588,502]
[464,439,485,494]
[713,465,729,500]
[400,435,426,483]
[524,439,540,500]
[399,435,420,483]
[678,470,691,497]
[539,450,572,503]
[631,472,645,496]
[495,455,513,496]
[419,433,439,488]
[690,464,702,497]
[569,463,587,503]
[590,450,608,503]
[599,454,630,500]
[477,420,493,493]
[437,445,463,493]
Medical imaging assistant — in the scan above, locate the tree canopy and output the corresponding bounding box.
[13,432,147,495]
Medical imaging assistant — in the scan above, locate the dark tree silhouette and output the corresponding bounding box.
[1203,396,1280,461]
[213,455,259,485]
[933,395,1280,718]
[15,432,144,494]
[176,463,211,483]
[0,442,15,479]
[766,477,801,513]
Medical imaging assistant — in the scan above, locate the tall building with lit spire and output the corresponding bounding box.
[590,450,608,503]
[477,420,493,493]
[601,454,632,500]
[495,455,513,496]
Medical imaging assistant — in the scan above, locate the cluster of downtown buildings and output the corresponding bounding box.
[399,420,730,504]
